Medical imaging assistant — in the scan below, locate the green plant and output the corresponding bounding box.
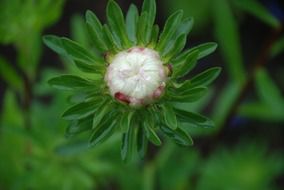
[43,0,220,161]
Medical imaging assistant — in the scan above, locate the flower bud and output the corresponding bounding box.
[105,47,167,106]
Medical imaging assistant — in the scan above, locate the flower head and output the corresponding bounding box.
[44,0,221,161]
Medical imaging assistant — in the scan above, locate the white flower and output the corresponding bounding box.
[105,47,167,106]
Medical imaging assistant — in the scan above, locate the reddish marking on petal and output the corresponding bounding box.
[152,85,165,99]
[115,92,130,104]
[138,47,145,52]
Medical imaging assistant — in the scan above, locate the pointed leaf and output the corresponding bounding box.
[102,24,121,52]
[92,102,112,129]
[175,109,214,128]
[148,24,159,48]
[190,67,221,87]
[86,10,108,51]
[174,50,199,78]
[107,0,130,48]
[137,126,148,158]
[121,125,135,162]
[175,17,194,37]
[120,111,135,133]
[160,125,193,146]
[143,112,162,146]
[126,4,139,44]
[142,0,156,27]
[48,75,96,90]
[169,87,207,102]
[62,100,100,120]
[163,34,187,62]
[161,104,178,130]
[89,117,117,146]
[137,12,152,45]
[156,10,184,53]
[65,116,93,137]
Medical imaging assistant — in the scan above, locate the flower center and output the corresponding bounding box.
[105,47,167,106]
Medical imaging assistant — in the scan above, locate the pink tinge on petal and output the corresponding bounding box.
[127,47,145,53]
[152,84,165,99]
[115,92,130,104]
[129,97,143,107]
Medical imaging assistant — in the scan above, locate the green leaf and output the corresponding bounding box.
[92,102,113,129]
[102,24,121,52]
[86,10,108,51]
[190,67,221,87]
[65,116,93,137]
[175,17,194,38]
[62,100,100,120]
[48,75,96,90]
[71,15,89,48]
[137,126,148,158]
[89,117,117,146]
[169,87,207,102]
[143,112,162,146]
[187,42,218,60]
[142,0,156,28]
[233,0,280,28]
[156,10,184,53]
[137,12,152,45]
[161,104,178,130]
[255,68,284,112]
[43,35,66,55]
[121,125,136,162]
[163,34,187,62]
[126,4,139,44]
[120,111,135,133]
[148,24,159,48]
[60,37,103,63]
[174,50,199,78]
[106,0,130,48]
[0,56,23,92]
[213,0,246,84]
[160,125,193,146]
[175,109,214,128]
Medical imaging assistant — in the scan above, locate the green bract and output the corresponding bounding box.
[43,0,220,161]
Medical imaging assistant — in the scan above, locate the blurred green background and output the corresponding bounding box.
[0,0,284,189]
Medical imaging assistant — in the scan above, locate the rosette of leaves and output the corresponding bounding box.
[43,0,220,161]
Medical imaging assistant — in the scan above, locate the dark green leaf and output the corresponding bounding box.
[107,0,130,48]
[62,100,100,120]
[175,109,214,128]
[190,67,221,87]
[92,102,113,129]
[86,10,108,51]
[175,17,194,37]
[148,24,159,48]
[126,4,139,44]
[121,125,136,162]
[102,24,121,52]
[160,125,193,146]
[270,36,284,57]
[48,75,95,90]
[173,43,217,66]
[60,37,103,63]
[161,104,178,130]
[174,50,199,78]
[89,117,117,146]
[142,0,156,28]
[169,87,207,102]
[137,126,148,158]
[71,15,89,48]
[143,112,162,146]
[43,35,66,55]
[65,116,93,137]
[163,34,187,62]
[137,12,152,45]
[120,111,135,133]
[156,10,184,53]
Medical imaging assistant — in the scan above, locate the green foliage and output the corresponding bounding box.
[44,0,220,161]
